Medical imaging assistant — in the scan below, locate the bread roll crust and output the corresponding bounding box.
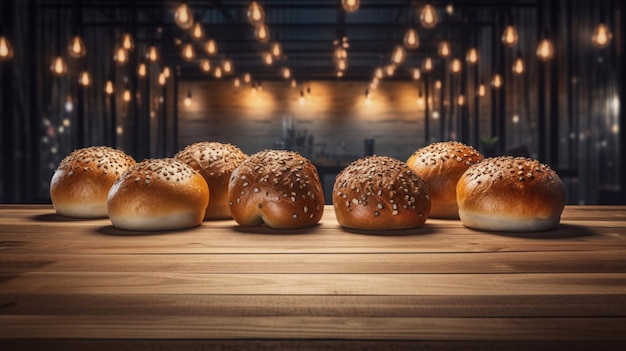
[107,158,209,231]
[175,142,247,220]
[456,156,566,232]
[50,146,136,218]
[407,141,483,219]
[227,150,324,229]
[333,156,431,230]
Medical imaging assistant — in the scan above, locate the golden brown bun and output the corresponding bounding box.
[227,150,324,229]
[175,142,247,220]
[107,158,209,231]
[333,155,431,230]
[50,146,136,218]
[456,156,566,232]
[407,141,483,219]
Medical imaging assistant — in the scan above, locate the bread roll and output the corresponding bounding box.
[407,141,483,219]
[50,146,136,218]
[175,142,247,220]
[333,155,431,230]
[228,150,324,229]
[107,158,209,231]
[456,156,566,232]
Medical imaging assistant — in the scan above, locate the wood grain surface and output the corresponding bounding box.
[1,205,625,350]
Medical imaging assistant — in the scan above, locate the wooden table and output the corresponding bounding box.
[1,205,625,350]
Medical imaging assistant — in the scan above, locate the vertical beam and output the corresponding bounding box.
[548,0,560,166]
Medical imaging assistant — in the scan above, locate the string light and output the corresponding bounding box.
[403,28,419,49]
[205,39,218,55]
[175,2,194,30]
[438,41,451,58]
[457,94,465,106]
[200,59,211,72]
[247,1,265,26]
[512,51,524,75]
[391,45,407,65]
[263,52,273,65]
[79,70,91,87]
[115,47,128,64]
[163,66,171,78]
[374,67,384,79]
[502,25,519,47]
[420,2,438,29]
[243,73,252,83]
[158,73,166,86]
[223,59,233,74]
[123,88,132,102]
[450,58,462,73]
[68,36,86,58]
[147,45,160,62]
[182,43,195,60]
[491,73,503,88]
[412,68,421,80]
[466,48,479,64]
[422,57,433,72]
[282,67,291,79]
[0,36,14,61]
[137,63,147,77]
[51,56,67,75]
[385,64,396,76]
[121,33,134,50]
[477,79,486,97]
[234,77,241,87]
[255,24,270,43]
[214,66,223,78]
[592,21,612,48]
[435,80,442,89]
[271,41,283,57]
[342,0,360,13]
[105,80,114,95]
[291,79,297,88]
[337,58,347,71]
[191,22,205,40]
[536,35,554,61]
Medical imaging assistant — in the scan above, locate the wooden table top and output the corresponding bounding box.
[1,204,625,350]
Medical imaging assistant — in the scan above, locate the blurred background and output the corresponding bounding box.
[0,0,624,204]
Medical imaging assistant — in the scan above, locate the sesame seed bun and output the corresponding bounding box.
[50,146,136,218]
[107,158,209,231]
[227,150,324,229]
[333,155,431,230]
[406,141,484,219]
[175,142,247,220]
[456,156,566,232]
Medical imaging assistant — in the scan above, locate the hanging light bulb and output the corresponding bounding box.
[446,4,454,15]
[416,91,424,107]
[163,66,171,78]
[298,90,305,105]
[290,79,297,88]
[137,62,147,77]
[68,35,86,58]
[271,41,283,57]
[243,72,252,83]
[182,43,195,60]
[385,64,395,76]
[65,95,74,113]
[175,2,194,30]
[502,25,519,47]
[435,80,442,89]
[342,0,360,13]
[147,45,160,62]
[158,73,166,86]
[184,91,192,107]
[115,47,128,64]
[255,24,270,43]
[51,56,67,75]
[412,68,421,80]
[214,66,222,78]
[282,67,291,79]
[105,80,114,95]
[422,57,433,72]
[334,46,347,62]
[420,2,438,29]
[450,58,462,73]
[121,33,134,51]
[79,70,91,87]
[466,47,479,64]
[203,39,217,56]
[438,41,451,58]
[592,22,612,48]
[403,28,420,49]
[512,51,524,75]
[336,58,347,71]
[191,22,205,40]
[263,52,273,65]
[374,67,384,79]
[0,36,14,61]
[457,94,465,106]
[247,1,265,26]
[123,88,132,102]
[223,59,233,74]
[200,59,211,72]
[234,77,241,87]
[491,73,503,88]
[536,36,554,61]
[477,80,486,97]
[391,45,407,65]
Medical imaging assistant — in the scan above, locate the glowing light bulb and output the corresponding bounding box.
[175,2,194,30]
[51,56,67,75]
[138,63,147,77]
[446,4,454,15]
[438,41,450,58]
[450,58,462,73]
[64,95,73,112]
[477,80,486,97]
[391,45,406,65]
[491,73,503,88]
[184,91,192,107]
[263,52,273,65]
[163,66,171,78]
[255,24,270,43]
[200,59,211,72]
[158,73,166,86]
[243,73,251,83]
[122,33,134,50]
[374,67,383,79]
[412,68,421,80]
[79,71,91,87]
[457,94,465,106]
[342,0,360,12]
[147,46,159,62]
[191,22,205,40]
[417,92,424,107]
[536,37,554,61]
[422,57,433,72]
[271,42,283,57]
[385,64,395,76]
[123,89,131,102]
[68,36,86,58]
[105,80,114,95]
[337,58,347,71]
[182,43,195,60]
[466,48,479,64]
[247,1,265,26]
[403,28,420,49]
[435,80,442,89]
[502,25,519,47]
[205,39,217,55]
[115,47,128,64]
[234,78,241,87]
[291,79,297,88]
[592,23,612,48]
[0,36,14,61]
[223,59,233,74]
[214,66,222,78]
[282,67,291,79]
[512,52,524,75]
[334,46,347,61]
[420,3,438,29]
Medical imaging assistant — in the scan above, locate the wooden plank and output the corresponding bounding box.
[2,272,625,295]
[0,315,625,341]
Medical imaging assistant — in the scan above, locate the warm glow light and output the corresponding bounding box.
[0,36,14,61]
[184,91,192,107]
[592,23,612,48]
[391,45,407,65]
[122,33,134,50]
[147,46,160,61]
[417,92,424,107]
[282,67,291,79]
[492,73,503,88]
[478,81,486,97]
[163,66,171,78]
[299,90,305,105]
[214,66,222,78]
[79,71,91,87]
[247,1,266,26]
[115,47,128,64]
[457,94,465,106]
[502,25,519,47]
[438,41,450,58]
[385,64,395,76]
[191,22,205,40]
[403,28,420,49]
[51,56,67,75]
[205,39,218,55]
[123,89,132,102]
[271,42,283,57]
[263,52,273,65]
[512,114,520,124]
[466,48,479,64]
[412,68,421,80]
[175,2,194,30]
[420,3,438,29]
[243,72,251,83]
[234,78,241,87]
[512,53,524,75]
[158,73,166,86]
[68,36,86,58]
[334,46,347,61]
[342,0,360,13]
[222,59,233,74]
[450,58,462,73]
[255,24,270,43]
[138,63,147,77]
[537,38,554,61]
[65,95,73,113]
[435,80,442,89]
[105,80,114,95]
[291,79,297,88]
[446,4,454,15]
[422,57,433,72]
[337,58,347,71]
[374,67,384,79]
[182,43,195,60]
